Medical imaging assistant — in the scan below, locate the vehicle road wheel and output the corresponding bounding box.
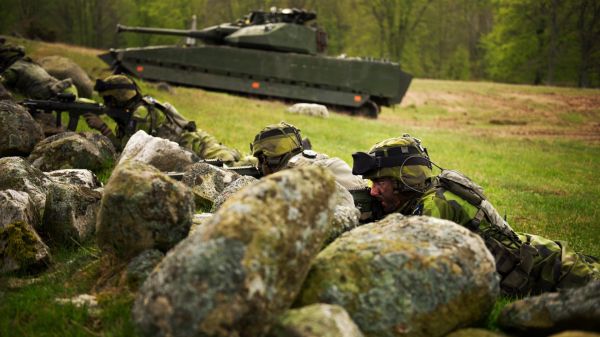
[356,100,380,118]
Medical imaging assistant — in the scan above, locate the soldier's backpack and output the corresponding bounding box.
[436,170,542,295]
[142,96,196,140]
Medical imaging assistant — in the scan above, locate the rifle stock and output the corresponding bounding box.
[19,94,129,131]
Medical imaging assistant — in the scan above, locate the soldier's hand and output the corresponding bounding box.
[83,113,114,137]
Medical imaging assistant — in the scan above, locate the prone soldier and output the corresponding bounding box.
[352,134,599,296]
[86,74,246,165]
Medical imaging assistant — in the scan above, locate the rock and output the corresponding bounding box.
[41,182,102,246]
[0,190,50,273]
[118,130,197,172]
[45,169,101,189]
[210,175,258,211]
[155,82,173,93]
[327,183,360,245]
[28,132,116,173]
[296,214,500,337]
[133,166,336,337]
[548,332,600,337]
[0,190,41,229]
[287,103,329,118]
[498,280,600,335]
[181,162,244,211]
[96,160,194,260]
[189,213,213,236]
[0,157,52,215]
[0,100,44,156]
[445,328,508,337]
[37,56,94,98]
[126,249,165,291]
[268,303,364,337]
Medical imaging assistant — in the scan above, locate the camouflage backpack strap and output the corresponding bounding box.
[437,170,521,243]
[144,96,196,133]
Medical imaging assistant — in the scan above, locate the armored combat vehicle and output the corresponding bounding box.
[99,8,412,117]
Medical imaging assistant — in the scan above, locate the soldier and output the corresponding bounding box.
[0,40,77,100]
[251,121,366,191]
[86,74,244,165]
[1,39,78,134]
[352,134,599,296]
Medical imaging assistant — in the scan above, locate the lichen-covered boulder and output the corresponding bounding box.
[286,103,329,118]
[118,130,197,172]
[0,190,51,273]
[181,162,244,211]
[548,332,600,337]
[268,303,364,337]
[0,100,44,156]
[45,169,101,189]
[133,166,336,337]
[38,55,94,98]
[41,182,102,245]
[126,249,165,291]
[210,175,258,212]
[96,160,194,260]
[28,132,116,173]
[189,213,213,236]
[296,214,500,337]
[498,280,600,335]
[326,184,360,245]
[0,157,52,215]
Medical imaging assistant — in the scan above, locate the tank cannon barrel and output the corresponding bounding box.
[116,24,237,43]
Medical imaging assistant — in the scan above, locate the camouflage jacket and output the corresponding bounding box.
[397,177,599,295]
[1,58,74,99]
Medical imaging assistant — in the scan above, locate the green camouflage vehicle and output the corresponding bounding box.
[99,8,412,117]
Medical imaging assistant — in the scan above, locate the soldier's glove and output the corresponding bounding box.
[83,113,114,138]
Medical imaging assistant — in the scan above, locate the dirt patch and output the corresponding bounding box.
[389,86,600,143]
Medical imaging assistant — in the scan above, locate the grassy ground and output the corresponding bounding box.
[1,38,599,336]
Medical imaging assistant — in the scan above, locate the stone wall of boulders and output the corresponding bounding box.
[1,93,596,337]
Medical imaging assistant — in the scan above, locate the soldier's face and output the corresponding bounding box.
[370,177,404,214]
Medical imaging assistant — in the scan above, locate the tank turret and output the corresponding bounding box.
[99,8,412,118]
[117,8,325,55]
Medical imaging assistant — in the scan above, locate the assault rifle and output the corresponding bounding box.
[19,93,129,131]
[167,159,262,181]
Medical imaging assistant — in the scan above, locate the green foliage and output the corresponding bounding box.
[2,0,597,86]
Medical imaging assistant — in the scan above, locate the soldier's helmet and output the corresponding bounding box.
[352,134,433,192]
[94,75,140,105]
[251,121,303,173]
[0,41,25,73]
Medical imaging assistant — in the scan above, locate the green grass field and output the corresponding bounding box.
[1,38,599,336]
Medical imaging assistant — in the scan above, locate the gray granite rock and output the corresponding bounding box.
[0,157,52,215]
[0,189,50,273]
[499,280,600,335]
[133,166,336,337]
[118,130,196,172]
[0,100,44,156]
[41,182,102,245]
[296,214,500,337]
[268,303,364,337]
[96,160,194,260]
[28,132,116,173]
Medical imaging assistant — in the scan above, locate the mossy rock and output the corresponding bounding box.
[296,214,499,337]
[133,166,336,337]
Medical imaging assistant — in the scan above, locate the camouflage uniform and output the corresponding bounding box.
[91,75,242,165]
[1,58,77,100]
[1,41,77,135]
[252,122,366,190]
[353,135,599,296]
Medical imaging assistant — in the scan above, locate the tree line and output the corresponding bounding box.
[1,0,598,87]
